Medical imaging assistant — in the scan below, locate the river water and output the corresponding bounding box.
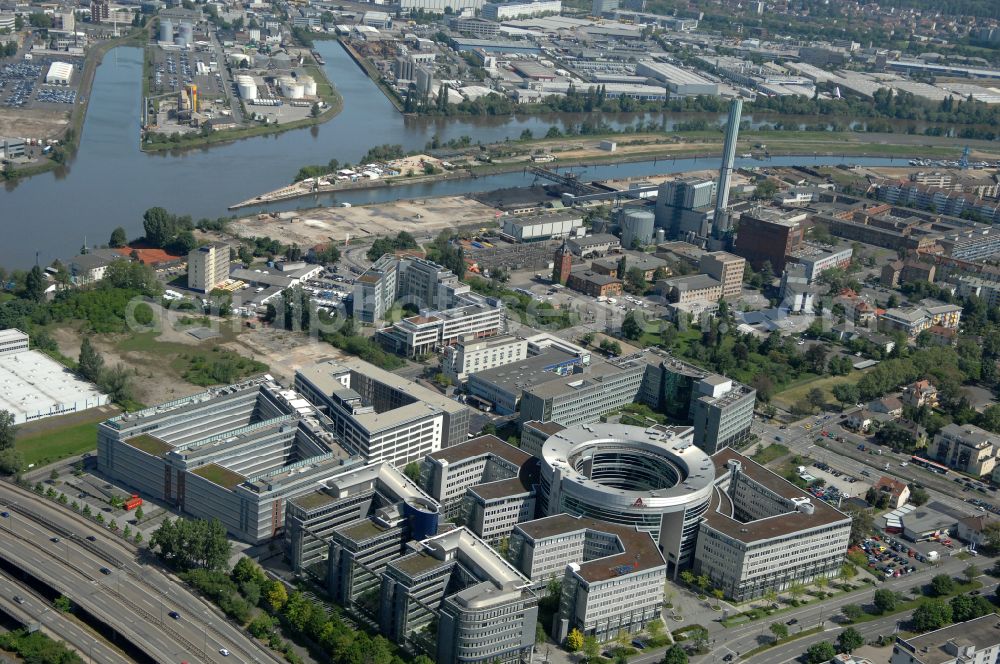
[0,41,909,268]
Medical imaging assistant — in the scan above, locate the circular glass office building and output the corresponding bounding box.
[539,422,716,572]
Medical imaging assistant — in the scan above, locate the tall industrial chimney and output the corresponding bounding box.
[714,98,743,224]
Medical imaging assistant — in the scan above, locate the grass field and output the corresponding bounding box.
[15,410,113,468]
[752,443,790,465]
[771,371,866,412]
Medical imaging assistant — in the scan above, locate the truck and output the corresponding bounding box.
[124,495,143,511]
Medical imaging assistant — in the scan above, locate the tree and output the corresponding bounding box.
[837,627,864,653]
[913,599,952,632]
[24,265,46,302]
[964,564,980,583]
[582,634,600,662]
[910,487,929,505]
[807,387,825,411]
[646,618,664,642]
[622,310,643,340]
[142,207,175,247]
[846,507,874,546]
[769,622,789,642]
[78,338,104,383]
[0,410,15,450]
[0,449,24,476]
[806,641,836,664]
[149,517,231,571]
[930,574,955,597]
[403,462,421,483]
[662,645,688,664]
[873,589,898,613]
[565,627,583,651]
[134,506,144,522]
[53,595,72,612]
[109,227,128,248]
[264,580,288,613]
[841,604,864,622]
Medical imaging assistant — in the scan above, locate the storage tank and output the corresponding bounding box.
[621,208,656,249]
[236,75,257,100]
[279,75,304,99]
[655,227,666,243]
[228,53,250,67]
[159,18,173,43]
[175,21,193,47]
[298,75,316,97]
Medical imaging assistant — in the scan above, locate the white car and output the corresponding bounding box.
[219,649,230,657]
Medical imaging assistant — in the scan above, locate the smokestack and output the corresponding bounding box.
[714,98,743,225]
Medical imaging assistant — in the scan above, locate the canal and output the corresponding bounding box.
[0,40,909,268]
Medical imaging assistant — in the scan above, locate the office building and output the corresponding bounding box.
[780,264,817,313]
[467,346,588,415]
[448,16,500,38]
[482,0,562,20]
[693,448,851,601]
[787,245,854,282]
[878,301,962,340]
[891,614,1000,664]
[509,514,666,642]
[566,267,624,298]
[295,358,471,464]
[354,255,465,324]
[285,461,436,579]
[660,274,723,304]
[379,528,538,664]
[733,208,806,273]
[520,420,565,458]
[700,251,745,299]
[187,241,230,293]
[537,422,714,575]
[97,377,353,544]
[926,423,1000,477]
[400,0,485,14]
[377,298,504,358]
[442,335,528,382]
[421,435,539,544]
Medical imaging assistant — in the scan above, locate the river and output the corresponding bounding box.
[0,40,910,269]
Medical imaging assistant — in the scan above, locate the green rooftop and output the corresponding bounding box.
[191,463,246,489]
[125,434,172,457]
[341,519,392,542]
[392,552,449,578]
[291,491,338,511]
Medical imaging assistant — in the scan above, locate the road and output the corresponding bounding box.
[0,481,281,664]
[0,572,132,664]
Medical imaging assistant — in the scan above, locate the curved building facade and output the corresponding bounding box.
[539,422,715,575]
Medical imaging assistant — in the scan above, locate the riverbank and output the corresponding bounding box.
[140,48,343,154]
[236,128,997,209]
[1,27,149,182]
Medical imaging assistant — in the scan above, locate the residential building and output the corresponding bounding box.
[187,241,230,293]
[955,514,996,550]
[442,335,528,382]
[890,614,1000,664]
[294,358,471,464]
[699,251,745,298]
[925,325,958,346]
[873,476,910,509]
[869,396,904,418]
[482,0,561,20]
[878,301,962,340]
[96,377,353,544]
[509,514,666,642]
[379,527,538,664]
[902,380,938,409]
[733,208,807,273]
[693,449,852,601]
[537,422,715,575]
[68,250,120,285]
[956,275,1000,308]
[927,423,999,477]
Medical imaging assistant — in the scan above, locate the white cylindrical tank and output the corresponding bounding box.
[299,75,317,96]
[236,75,257,100]
[279,76,304,99]
[159,18,173,43]
[621,208,656,249]
[176,22,193,47]
[655,227,666,243]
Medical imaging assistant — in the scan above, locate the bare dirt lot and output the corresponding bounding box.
[229,195,501,247]
[0,107,69,140]
[224,326,347,386]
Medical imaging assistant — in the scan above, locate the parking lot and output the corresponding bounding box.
[860,534,943,580]
[0,56,82,110]
[149,46,223,99]
[807,460,867,497]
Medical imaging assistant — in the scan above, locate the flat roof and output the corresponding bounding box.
[469,347,580,394]
[125,434,173,456]
[428,434,531,467]
[526,356,643,399]
[191,463,246,489]
[0,349,107,423]
[289,490,338,511]
[897,614,1000,664]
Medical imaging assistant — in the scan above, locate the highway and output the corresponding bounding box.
[0,481,281,664]
[0,572,132,664]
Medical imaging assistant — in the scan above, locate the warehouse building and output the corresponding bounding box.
[635,61,719,96]
[0,329,108,424]
[482,0,561,20]
[501,211,584,242]
[96,376,354,544]
[693,448,851,601]
[294,357,471,463]
[510,514,666,643]
[45,61,74,85]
